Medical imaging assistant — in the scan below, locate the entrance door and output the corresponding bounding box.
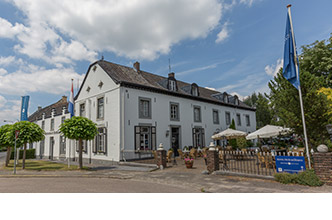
[171,127,180,156]
[49,137,54,160]
[192,128,205,148]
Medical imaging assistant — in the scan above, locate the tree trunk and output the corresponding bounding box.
[5,146,11,167]
[22,143,27,169]
[79,139,83,169]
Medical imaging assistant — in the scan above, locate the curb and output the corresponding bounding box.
[0,174,133,179]
[119,162,158,169]
[213,170,275,180]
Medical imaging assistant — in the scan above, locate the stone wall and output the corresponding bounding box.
[313,152,332,185]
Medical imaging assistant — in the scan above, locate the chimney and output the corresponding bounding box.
[168,72,175,78]
[133,61,140,72]
[38,106,42,111]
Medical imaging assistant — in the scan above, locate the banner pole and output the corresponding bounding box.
[287,5,311,169]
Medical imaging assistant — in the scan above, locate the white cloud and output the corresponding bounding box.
[0,56,15,66]
[0,95,7,108]
[239,0,255,7]
[216,22,230,44]
[265,59,283,76]
[0,99,21,124]
[177,63,219,76]
[0,68,8,75]
[0,17,26,39]
[9,0,222,61]
[0,67,84,95]
[205,87,217,91]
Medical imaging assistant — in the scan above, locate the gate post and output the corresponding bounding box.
[207,143,219,174]
[157,143,166,169]
[313,152,332,185]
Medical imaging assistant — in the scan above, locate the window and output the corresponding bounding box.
[50,119,54,131]
[192,128,205,148]
[61,116,65,124]
[236,113,241,126]
[245,115,250,126]
[97,97,104,119]
[225,112,231,126]
[223,93,228,103]
[170,103,179,121]
[192,86,198,96]
[213,109,219,124]
[80,103,85,117]
[76,140,88,153]
[93,127,107,154]
[41,121,45,130]
[139,98,151,119]
[169,80,176,91]
[134,126,156,151]
[59,136,66,155]
[193,106,201,122]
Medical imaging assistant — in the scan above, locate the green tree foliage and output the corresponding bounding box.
[300,35,332,87]
[268,69,331,149]
[244,92,272,128]
[59,116,98,169]
[0,124,14,167]
[10,121,45,169]
[229,119,237,149]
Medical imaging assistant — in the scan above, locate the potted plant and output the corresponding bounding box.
[184,157,194,168]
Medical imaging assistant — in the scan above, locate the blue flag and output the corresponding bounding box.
[68,80,74,118]
[20,96,30,121]
[283,11,300,90]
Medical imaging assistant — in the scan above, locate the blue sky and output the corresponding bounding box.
[0,0,332,123]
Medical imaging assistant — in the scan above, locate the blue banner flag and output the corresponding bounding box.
[68,80,74,118]
[283,11,300,90]
[20,96,30,121]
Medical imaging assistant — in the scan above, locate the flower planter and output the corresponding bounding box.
[185,161,194,169]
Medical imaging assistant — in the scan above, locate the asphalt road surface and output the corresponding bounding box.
[0,177,196,193]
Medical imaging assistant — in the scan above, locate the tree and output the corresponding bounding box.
[229,119,237,149]
[244,92,272,129]
[268,69,331,149]
[318,87,332,117]
[300,34,332,87]
[10,121,45,169]
[0,124,14,167]
[59,116,98,169]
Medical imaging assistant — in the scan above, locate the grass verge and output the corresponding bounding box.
[2,160,91,171]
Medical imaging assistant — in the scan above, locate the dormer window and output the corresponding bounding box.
[167,72,177,91]
[169,80,176,91]
[191,83,199,96]
[223,92,228,103]
[234,95,239,105]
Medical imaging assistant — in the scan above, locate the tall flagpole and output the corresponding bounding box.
[287,5,311,169]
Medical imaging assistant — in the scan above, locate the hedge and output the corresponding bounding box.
[274,169,323,187]
[10,149,36,160]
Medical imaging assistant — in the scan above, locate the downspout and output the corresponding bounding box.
[120,87,126,162]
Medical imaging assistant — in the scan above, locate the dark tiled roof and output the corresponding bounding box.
[77,60,255,111]
[28,96,69,122]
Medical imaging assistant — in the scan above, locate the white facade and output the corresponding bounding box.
[72,61,256,163]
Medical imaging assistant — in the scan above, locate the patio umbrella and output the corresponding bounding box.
[211,128,247,140]
[246,125,291,140]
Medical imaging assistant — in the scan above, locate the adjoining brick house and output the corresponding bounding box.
[29,59,256,164]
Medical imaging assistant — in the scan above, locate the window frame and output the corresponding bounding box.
[212,109,219,124]
[170,102,180,121]
[193,105,201,123]
[245,114,250,127]
[225,111,231,126]
[134,125,156,151]
[97,97,104,120]
[236,113,241,126]
[169,80,177,91]
[138,97,152,119]
[50,118,54,131]
[93,127,107,154]
[79,102,86,117]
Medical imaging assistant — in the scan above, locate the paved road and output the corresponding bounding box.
[0,177,195,193]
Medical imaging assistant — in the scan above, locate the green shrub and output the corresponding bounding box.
[296,170,323,186]
[10,149,36,160]
[274,172,298,184]
[274,170,323,187]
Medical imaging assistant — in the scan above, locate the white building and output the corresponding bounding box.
[29,96,73,160]
[29,60,256,164]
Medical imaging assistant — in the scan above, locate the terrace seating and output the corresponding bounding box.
[166,150,173,163]
[178,149,184,160]
[189,148,197,159]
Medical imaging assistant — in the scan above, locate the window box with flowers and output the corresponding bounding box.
[184,158,194,168]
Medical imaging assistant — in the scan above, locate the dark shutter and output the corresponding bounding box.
[103,127,107,155]
[151,126,156,150]
[135,126,141,150]
[192,128,196,148]
[201,128,205,147]
[92,136,97,153]
[76,141,79,152]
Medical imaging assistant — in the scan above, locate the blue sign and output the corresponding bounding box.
[275,156,306,174]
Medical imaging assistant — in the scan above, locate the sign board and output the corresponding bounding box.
[275,156,306,174]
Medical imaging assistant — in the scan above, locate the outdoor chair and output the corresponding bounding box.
[152,150,158,163]
[166,150,173,163]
